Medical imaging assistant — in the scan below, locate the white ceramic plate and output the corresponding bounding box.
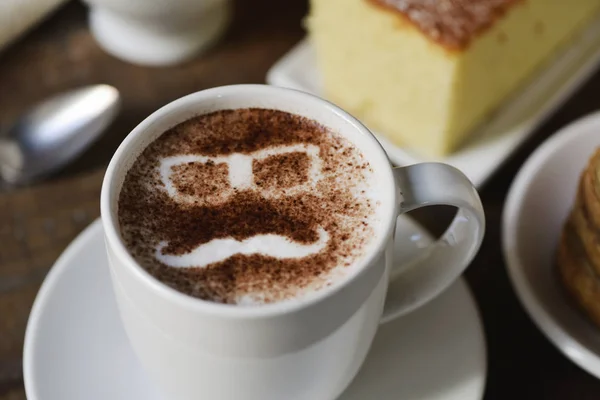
[266,15,600,188]
[503,111,600,378]
[23,217,486,400]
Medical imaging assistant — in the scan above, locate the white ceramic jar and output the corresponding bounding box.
[83,0,231,66]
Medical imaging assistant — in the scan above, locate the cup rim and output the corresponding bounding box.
[100,84,397,319]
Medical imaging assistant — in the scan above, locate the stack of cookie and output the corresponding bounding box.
[558,149,600,328]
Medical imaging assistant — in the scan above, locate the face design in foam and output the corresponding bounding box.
[118,108,379,304]
[156,144,330,267]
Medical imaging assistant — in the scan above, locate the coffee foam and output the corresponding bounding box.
[158,143,323,206]
[117,108,382,305]
[155,227,330,268]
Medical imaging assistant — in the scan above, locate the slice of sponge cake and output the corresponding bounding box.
[307,0,600,156]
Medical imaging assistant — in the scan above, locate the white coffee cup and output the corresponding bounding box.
[101,84,485,400]
[82,0,231,66]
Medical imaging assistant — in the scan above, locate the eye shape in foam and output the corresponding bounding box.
[158,144,323,205]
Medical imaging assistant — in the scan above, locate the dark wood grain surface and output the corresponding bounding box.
[2,1,600,399]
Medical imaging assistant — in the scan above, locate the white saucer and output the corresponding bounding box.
[503,111,600,379]
[266,15,600,188]
[24,216,486,400]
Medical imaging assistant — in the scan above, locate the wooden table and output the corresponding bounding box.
[2,1,600,399]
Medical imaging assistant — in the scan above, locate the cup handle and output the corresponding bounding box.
[380,163,485,324]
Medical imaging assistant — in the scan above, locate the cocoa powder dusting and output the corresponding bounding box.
[171,161,230,199]
[253,152,309,189]
[118,108,378,304]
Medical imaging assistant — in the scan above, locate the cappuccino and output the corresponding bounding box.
[118,108,383,305]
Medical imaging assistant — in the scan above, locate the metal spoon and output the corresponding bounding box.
[0,84,121,185]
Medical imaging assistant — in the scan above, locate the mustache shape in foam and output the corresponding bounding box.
[158,144,323,205]
[155,227,330,268]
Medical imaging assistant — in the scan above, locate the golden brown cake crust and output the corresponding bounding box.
[368,0,523,50]
[557,148,600,330]
[557,222,600,329]
[583,149,600,229]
